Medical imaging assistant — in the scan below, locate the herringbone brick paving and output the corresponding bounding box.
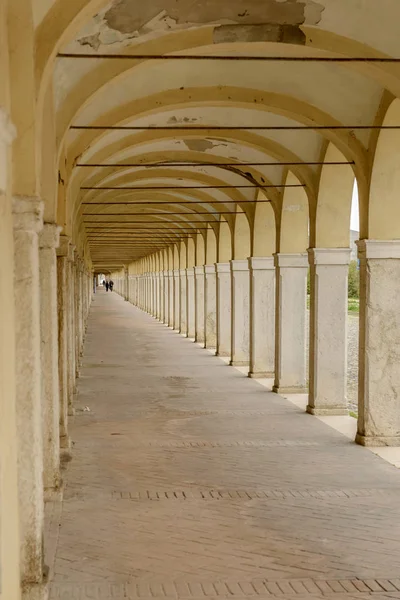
[49,290,400,599]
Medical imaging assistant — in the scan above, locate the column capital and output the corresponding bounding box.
[357,239,400,260]
[230,259,249,272]
[167,270,173,277]
[274,253,308,268]
[215,262,230,273]
[39,223,62,250]
[57,234,70,257]
[308,248,351,266]
[12,196,44,232]
[186,268,195,277]
[204,265,216,275]
[173,269,180,277]
[248,257,274,271]
[194,266,204,276]
[179,269,186,276]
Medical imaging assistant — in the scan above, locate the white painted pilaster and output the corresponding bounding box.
[12,196,46,595]
[230,260,250,366]
[39,223,62,499]
[215,263,231,357]
[194,266,205,345]
[307,248,350,416]
[273,253,308,394]
[204,265,217,349]
[356,241,400,446]
[248,257,275,378]
[186,268,195,338]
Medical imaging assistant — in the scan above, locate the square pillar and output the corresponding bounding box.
[186,268,195,338]
[12,196,47,596]
[163,271,169,323]
[56,236,71,451]
[67,245,76,415]
[158,272,164,321]
[124,268,129,301]
[215,263,231,357]
[356,241,400,446]
[194,266,205,345]
[307,248,351,416]
[39,223,62,499]
[248,257,275,378]
[273,253,308,394]
[173,269,180,330]
[179,269,187,334]
[204,265,217,349]
[230,260,250,366]
[168,271,174,326]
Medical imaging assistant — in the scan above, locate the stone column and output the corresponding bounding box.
[168,270,174,326]
[67,245,76,415]
[173,269,180,330]
[307,248,350,415]
[180,269,188,334]
[12,196,46,595]
[39,223,62,499]
[163,271,169,323]
[204,265,217,349]
[186,268,196,338]
[57,236,71,451]
[194,266,205,345]
[216,263,231,357]
[273,253,308,394]
[230,260,250,366]
[355,241,400,446]
[124,268,129,301]
[248,257,275,378]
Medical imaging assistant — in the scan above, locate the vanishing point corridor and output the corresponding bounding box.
[49,289,400,599]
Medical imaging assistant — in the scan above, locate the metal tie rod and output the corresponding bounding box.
[81,184,304,190]
[72,125,400,131]
[82,199,271,205]
[77,161,354,167]
[58,53,400,62]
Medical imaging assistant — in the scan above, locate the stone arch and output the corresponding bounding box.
[253,191,276,257]
[369,98,400,239]
[313,143,355,248]
[279,172,309,254]
[218,217,233,263]
[234,209,251,260]
[206,226,217,265]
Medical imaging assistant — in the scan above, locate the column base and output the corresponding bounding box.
[355,433,400,447]
[248,371,274,379]
[60,434,71,450]
[44,483,64,502]
[273,385,307,394]
[306,405,348,416]
[216,351,231,358]
[230,360,249,367]
[22,579,49,600]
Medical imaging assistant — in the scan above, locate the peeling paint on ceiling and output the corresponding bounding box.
[102,0,324,36]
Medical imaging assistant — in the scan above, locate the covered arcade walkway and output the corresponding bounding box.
[49,289,400,599]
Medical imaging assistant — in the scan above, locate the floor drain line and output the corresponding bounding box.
[111,488,397,501]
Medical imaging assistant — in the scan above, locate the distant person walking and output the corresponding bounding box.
[109,280,114,291]
[105,281,109,292]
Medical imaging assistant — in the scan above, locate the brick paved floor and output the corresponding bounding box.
[49,290,400,599]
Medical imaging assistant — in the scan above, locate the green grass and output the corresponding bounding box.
[348,298,359,314]
[349,411,358,419]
